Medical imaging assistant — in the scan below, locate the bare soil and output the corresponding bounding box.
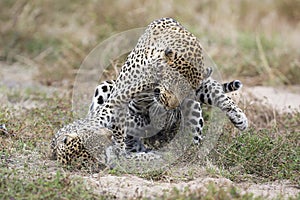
[1,63,299,199]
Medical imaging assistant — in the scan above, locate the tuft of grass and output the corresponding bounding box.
[212,128,299,183]
[209,104,300,184]
[0,169,108,199]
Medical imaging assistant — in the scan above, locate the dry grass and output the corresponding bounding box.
[0,0,299,86]
[0,0,299,199]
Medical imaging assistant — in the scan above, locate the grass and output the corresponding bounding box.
[211,127,299,183]
[0,0,299,199]
[1,0,299,86]
[0,92,103,199]
[1,170,104,200]
[162,183,264,200]
[206,100,300,184]
[0,82,298,199]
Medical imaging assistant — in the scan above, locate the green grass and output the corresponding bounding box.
[0,0,299,199]
[0,91,105,199]
[0,169,105,200]
[161,183,264,200]
[1,86,298,199]
[206,102,300,185]
[212,128,299,183]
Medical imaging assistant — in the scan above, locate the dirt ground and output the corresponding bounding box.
[1,62,299,199]
[80,173,298,199]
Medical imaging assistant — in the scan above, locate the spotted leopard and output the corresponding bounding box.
[51,18,248,168]
[89,78,246,150]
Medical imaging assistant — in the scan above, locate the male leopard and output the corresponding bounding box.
[90,78,246,151]
[51,18,248,168]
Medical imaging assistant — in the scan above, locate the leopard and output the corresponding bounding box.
[51,17,248,169]
[53,125,112,166]
[89,78,246,151]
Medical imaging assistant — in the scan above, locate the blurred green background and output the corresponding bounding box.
[0,0,299,86]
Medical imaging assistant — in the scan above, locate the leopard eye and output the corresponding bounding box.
[164,47,173,57]
[154,88,160,94]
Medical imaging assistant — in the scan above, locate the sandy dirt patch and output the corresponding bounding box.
[244,86,300,112]
[79,172,298,199]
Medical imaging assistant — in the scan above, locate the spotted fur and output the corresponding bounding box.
[51,18,248,167]
[88,78,246,151]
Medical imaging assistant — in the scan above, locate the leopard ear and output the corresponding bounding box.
[164,47,173,58]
